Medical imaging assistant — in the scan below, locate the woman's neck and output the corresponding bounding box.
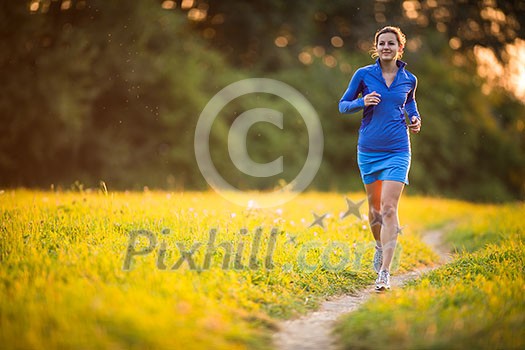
[379,59,398,73]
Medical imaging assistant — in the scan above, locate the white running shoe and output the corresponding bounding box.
[375,270,390,291]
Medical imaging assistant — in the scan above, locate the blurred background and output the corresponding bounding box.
[1,0,524,202]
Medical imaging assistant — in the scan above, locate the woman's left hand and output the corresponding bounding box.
[409,116,421,134]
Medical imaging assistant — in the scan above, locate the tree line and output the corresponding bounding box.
[1,0,524,201]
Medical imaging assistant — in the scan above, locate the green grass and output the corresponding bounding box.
[335,202,525,350]
[0,189,452,349]
[4,190,516,349]
[444,203,524,252]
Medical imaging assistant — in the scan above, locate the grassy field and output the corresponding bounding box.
[0,189,516,349]
[335,201,525,350]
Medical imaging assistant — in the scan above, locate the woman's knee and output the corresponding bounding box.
[381,202,397,219]
[368,207,382,223]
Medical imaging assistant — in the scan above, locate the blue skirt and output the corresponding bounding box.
[357,151,411,185]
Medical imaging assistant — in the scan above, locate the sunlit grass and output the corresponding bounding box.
[0,189,478,349]
[445,202,524,252]
[335,201,525,350]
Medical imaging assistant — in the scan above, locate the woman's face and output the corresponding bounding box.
[376,32,401,61]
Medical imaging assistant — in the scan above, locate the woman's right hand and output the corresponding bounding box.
[364,91,381,106]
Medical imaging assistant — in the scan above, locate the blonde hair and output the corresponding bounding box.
[370,26,406,60]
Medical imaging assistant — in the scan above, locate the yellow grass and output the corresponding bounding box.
[0,189,474,349]
[335,201,525,350]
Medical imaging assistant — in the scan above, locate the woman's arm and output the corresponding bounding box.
[404,76,420,120]
[339,69,365,114]
[405,76,421,133]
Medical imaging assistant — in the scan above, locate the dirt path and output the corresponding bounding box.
[272,229,452,350]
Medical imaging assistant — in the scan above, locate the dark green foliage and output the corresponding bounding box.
[1,0,524,201]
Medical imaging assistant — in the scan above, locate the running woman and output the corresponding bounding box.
[339,26,422,290]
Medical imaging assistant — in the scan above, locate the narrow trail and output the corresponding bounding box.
[273,228,452,350]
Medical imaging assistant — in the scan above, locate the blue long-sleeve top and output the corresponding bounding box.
[339,59,420,152]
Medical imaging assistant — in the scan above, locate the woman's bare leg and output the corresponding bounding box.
[379,180,405,272]
[364,180,383,247]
